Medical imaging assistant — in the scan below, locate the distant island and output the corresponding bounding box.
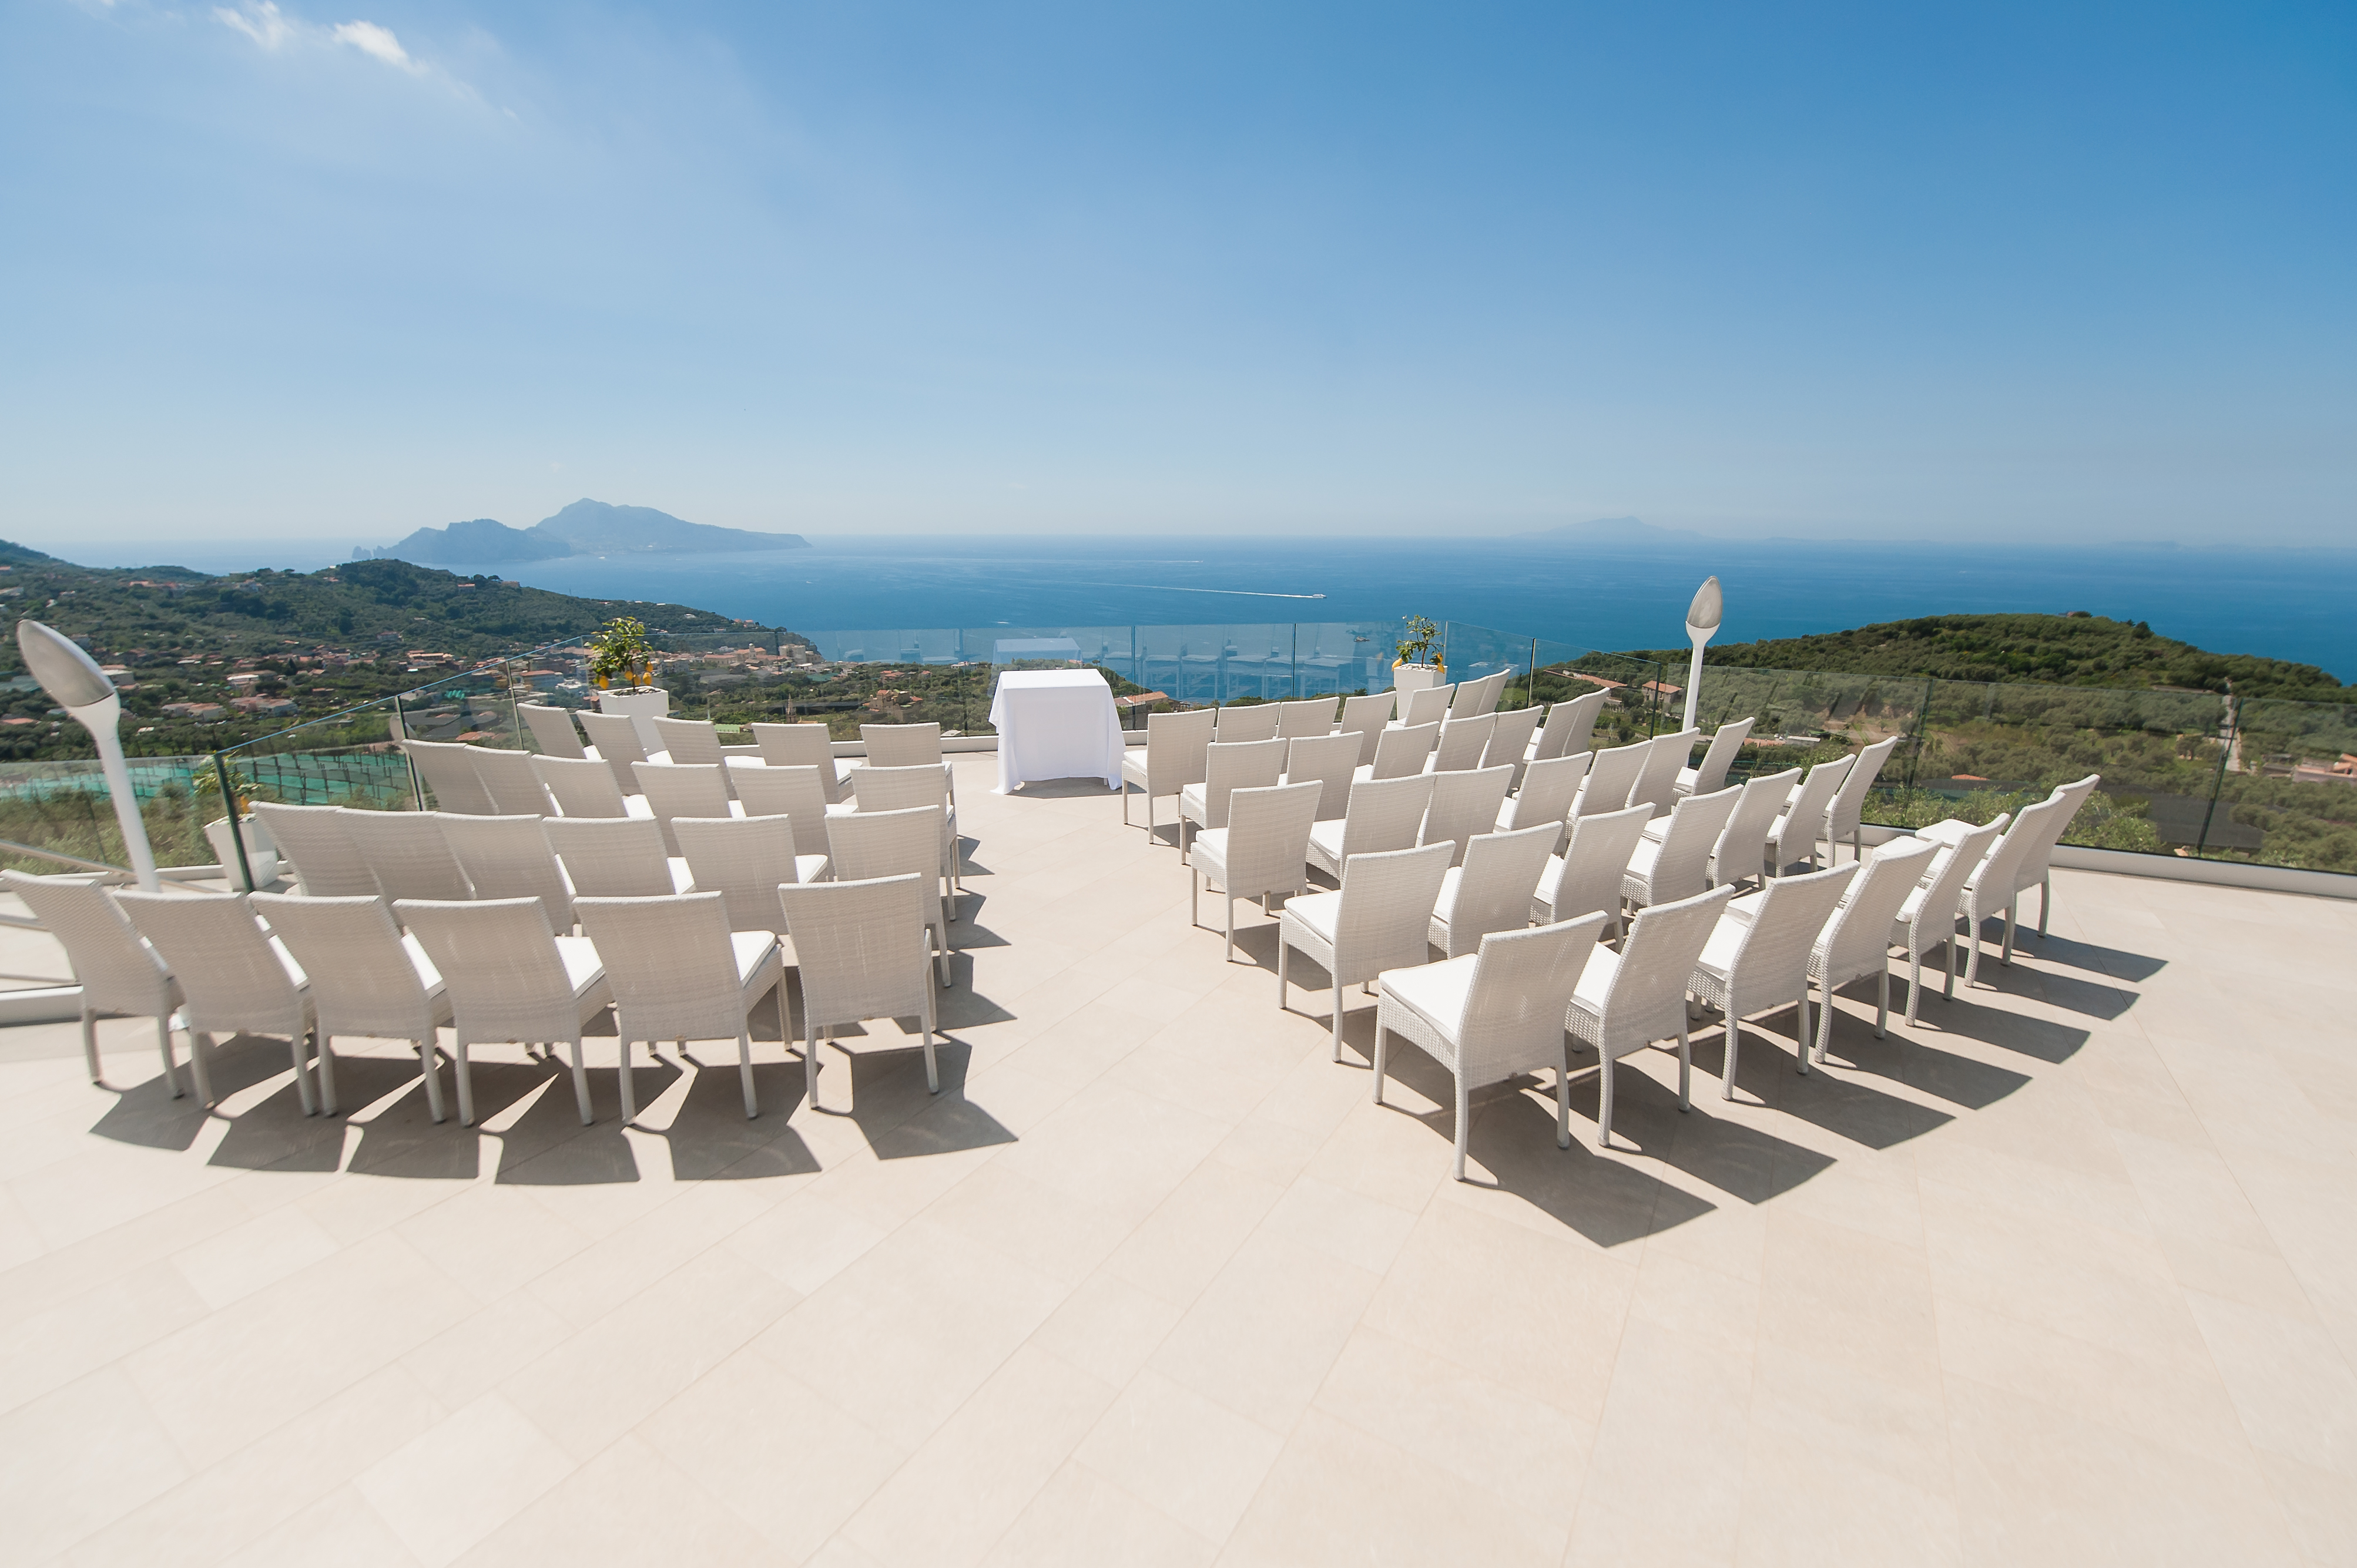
[361,499,810,565]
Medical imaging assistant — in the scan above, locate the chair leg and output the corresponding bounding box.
[289,1029,316,1116]
[1876,966,1889,1038]
[802,1019,819,1112]
[417,1039,445,1123]
[1598,1054,1616,1149]
[1906,952,1923,1026]
[186,1029,217,1106]
[1722,1014,1739,1100]
[565,1038,593,1124]
[152,1015,182,1098]
[1676,1023,1691,1110]
[1223,894,1235,962]
[1813,979,1833,1065]
[1944,930,1957,1000]
[2039,875,2051,939]
[454,1038,477,1125]
[1554,1058,1572,1149]
[1371,1019,1387,1103]
[1190,867,1199,928]
[1451,1075,1470,1182]
[1964,906,1983,988]
[2001,899,2017,966]
[1330,973,1346,1062]
[920,989,940,1094]
[80,1007,102,1085]
[1276,935,1288,1010]
[737,1028,758,1119]
[618,1038,638,1124]
[316,1030,340,1116]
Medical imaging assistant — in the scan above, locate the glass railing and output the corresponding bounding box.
[0,754,219,877]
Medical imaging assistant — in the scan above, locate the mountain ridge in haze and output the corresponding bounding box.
[365,499,810,565]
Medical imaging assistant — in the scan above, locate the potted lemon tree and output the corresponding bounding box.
[1392,615,1447,704]
[588,616,670,752]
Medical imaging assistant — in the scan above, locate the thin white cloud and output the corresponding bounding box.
[213,1,296,50]
[212,3,432,81]
[330,20,419,73]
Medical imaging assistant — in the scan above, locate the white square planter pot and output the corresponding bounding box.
[1390,663,1447,697]
[204,814,281,888]
[596,688,671,755]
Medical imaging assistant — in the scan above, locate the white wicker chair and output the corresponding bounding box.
[1397,683,1454,727]
[251,802,377,897]
[862,722,955,808]
[1277,698,1337,739]
[468,747,555,816]
[1938,794,2073,985]
[1283,731,1363,821]
[1923,774,2101,952]
[673,814,827,934]
[119,891,317,1114]
[396,897,612,1125]
[577,711,656,793]
[1892,815,2007,1022]
[1375,914,1608,1180]
[2,871,192,1095]
[1120,707,1215,842]
[437,814,573,930]
[1698,765,1799,891]
[1307,773,1433,884]
[652,716,726,767]
[1803,837,1937,1066]
[531,754,636,819]
[1675,717,1755,798]
[1530,803,1654,939]
[1483,707,1544,785]
[519,703,589,760]
[1420,765,1514,867]
[574,892,784,1122]
[400,740,499,815]
[1336,692,1393,765]
[1277,839,1453,1056]
[1765,754,1854,875]
[1810,735,1903,865]
[1563,883,1734,1148]
[1178,737,1286,862]
[1213,703,1282,743]
[1451,671,1510,717]
[339,810,474,901]
[1621,783,1743,914]
[728,760,844,827]
[1689,864,1855,1096]
[1628,727,1701,818]
[1356,721,1439,783]
[1189,780,1320,961]
[252,892,450,1120]
[1428,822,1558,958]
[849,763,962,898]
[825,805,954,984]
[1496,751,1588,842]
[1531,690,1608,763]
[1426,714,1497,774]
[633,762,741,852]
[1571,741,1649,820]
[776,872,940,1110]
[543,816,681,899]
[752,722,853,802]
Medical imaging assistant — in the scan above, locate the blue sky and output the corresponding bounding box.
[2,1,2352,547]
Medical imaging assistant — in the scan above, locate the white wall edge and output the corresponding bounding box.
[1857,822,2357,902]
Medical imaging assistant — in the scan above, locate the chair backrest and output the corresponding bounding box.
[1430,714,1498,774]
[338,809,473,901]
[1600,884,1736,1042]
[672,814,802,932]
[1398,683,1454,727]
[1965,795,2066,905]
[1711,864,1855,996]
[1689,718,1756,797]
[1138,707,1216,794]
[576,711,650,766]
[1906,816,2007,952]
[467,747,555,817]
[1198,738,1287,829]
[826,804,944,888]
[1823,735,1903,839]
[863,722,944,767]
[1638,783,1744,904]
[116,891,306,1038]
[1367,721,1439,781]
[1331,841,1456,974]
[750,723,845,802]
[729,760,832,824]
[776,874,931,1032]
[1443,823,1561,953]
[1543,804,1654,924]
[574,892,751,1042]
[633,762,732,825]
[437,814,572,928]
[1630,728,1701,817]
[1336,693,1393,765]
[1503,751,1589,832]
[251,801,377,897]
[1451,671,1509,717]
[251,892,437,1040]
[1774,755,1855,858]
[519,703,588,760]
[543,816,674,898]
[1483,707,1543,772]
[1456,915,1611,1079]
[1,871,173,1016]
[1421,765,1514,865]
[532,754,631,819]
[1815,837,1936,983]
[1216,781,1322,900]
[1213,704,1281,744]
[1574,742,1649,818]
[1534,690,1608,762]
[2019,774,2101,888]
[400,739,498,815]
[652,716,726,767]
[1276,698,1336,740]
[1336,773,1436,861]
[1283,731,1362,820]
[851,764,950,815]
[1715,766,1801,883]
[396,897,584,1043]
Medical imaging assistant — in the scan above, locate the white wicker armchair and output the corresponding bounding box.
[652,716,726,767]
[2,871,191,1096]
[1428,822,1558,957]
[776,872,940,1111]
[1307,773,1433,884]
[861,721,955,808]
[1891,815,2007,1022]
[1451,671,1510,717]
[1420,765,1514,867]
[1397,683,1454,727]
[399,740,499,815]
[1277,697,1337,739]
[1336,693,1394,765]
[1530,803,1654,938]
[519,703,589,760]
[531,754,636,819]
[1277,839,1454,1056]
[1561,884,1734,1148]
[574,892,784,1122]
[1675,717,1755,798]
[825,805,955,985]
[632,762,740,851]
[577,711,656,793]
[1920,775,2100,959]
[751,723,854,801]
[1940,793,2071,986]
[339,810,474,901]
[1178,737,1286,862]
[1765,754,1854,875]
[672,814,828,934]
[1375,914,1608,1180]
[542,816,682,899]
[1571,742,1648,820]
[1281,730,1363,822]
[468,747,555,817]
[1495,751,1589,844]
[252,892,451,1120]
[397,897,612,1126]
[1427,714,1498,774]
[1189,780,1321,960]
[119,891,317,1115]
[1120,707,1215,842]
[1803,837,1937,1066]
[1687,864,1855,1097]
[851,763,962,898]
[729,761,843,827]
[251,802,377,897]
[1627,728,1701,818]
[1213,703,1282,743]
[437,814,574,930]
[1699,765,1799,892]
[1621,783,1743,914]
[1356,721,1439,783]
[1483,706,1544,785]
[1531,690,1608,764]
[1813,735,1903,865]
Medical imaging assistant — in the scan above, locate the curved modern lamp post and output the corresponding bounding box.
[16,620,160,891]
[1681,576,1722,734]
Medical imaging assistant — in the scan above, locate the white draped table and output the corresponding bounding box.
[987,670,1125,794]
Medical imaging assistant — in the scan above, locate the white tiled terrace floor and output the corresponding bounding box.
[3,754,2355,1566]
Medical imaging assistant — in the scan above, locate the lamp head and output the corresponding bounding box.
[1685,576,1724,640]
[15,619,115,710]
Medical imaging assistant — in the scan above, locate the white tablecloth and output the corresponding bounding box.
[987,670,1124,794]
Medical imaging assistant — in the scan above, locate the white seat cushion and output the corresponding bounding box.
[1694,916,1746,984]
[1380,952,1476,1037]
[1624,838,1663,881]
[554,935,608,1003]
[1430,865,1464,925]
[1119,753,1151,787]
[1723,888,1769,926]
[1307,820,1346,862]
[1532,854,1566,905]
[794,853,830,885]
[1569,945,1621,1012]
[1284,890,1342,944]
[1913,818,1977,848]
[1179,783,1209,821]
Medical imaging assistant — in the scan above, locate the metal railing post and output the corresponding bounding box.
[214,753,257,892]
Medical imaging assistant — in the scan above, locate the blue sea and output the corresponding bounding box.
[47,533,2357,681]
